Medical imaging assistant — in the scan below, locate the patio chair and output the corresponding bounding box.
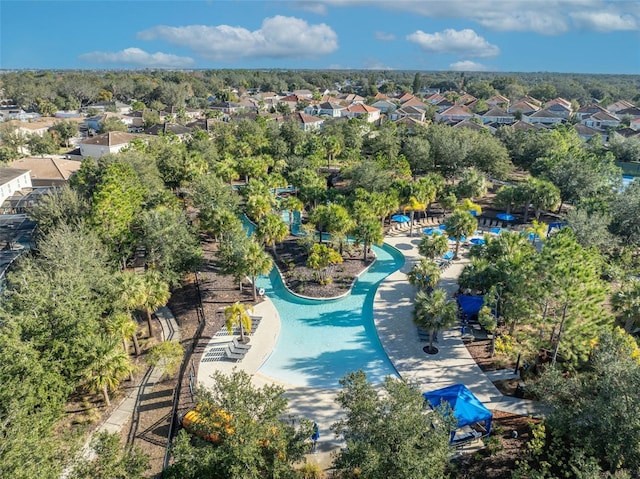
[224,344,246,361]
[232,337,252,351]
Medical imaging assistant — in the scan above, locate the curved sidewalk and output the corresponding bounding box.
[376,235,542,416]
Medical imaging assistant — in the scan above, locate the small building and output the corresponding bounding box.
[78,131,135,158]
[0,168,32,206]
[8,156,82,187]
[342,103,381,123]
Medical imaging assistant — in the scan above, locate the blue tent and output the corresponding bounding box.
[423,384,492,442]
[457,295,484,318]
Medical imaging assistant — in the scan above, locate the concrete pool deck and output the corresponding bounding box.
[196,233,543,470]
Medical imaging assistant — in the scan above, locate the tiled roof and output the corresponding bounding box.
[287,112,324,124]
[8,156,82,180]
[527,108,564,118]
[345,103,380,113]
[0,168,30,184]
[438,105,473,116]
[144,123,193,136]
[588,111,620,121]
[79,131,135,146]
[482,107,512,117]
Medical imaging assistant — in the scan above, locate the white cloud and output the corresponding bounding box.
[79,48,194,68]
[317,0,640,35]
[293,1,328,15]
[449,60,493,72]
[138,16,338,61]
[375,31,395,41]
[570,11,637,31]
[407,29,500,58]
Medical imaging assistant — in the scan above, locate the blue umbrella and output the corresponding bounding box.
[391,214,410,223]
[470,238,486,245]
[443,251,454,260]
[438,224,447,230]
[449,235,466,242]
[490,227,502,235]
[423,227,434,235]
[468,210,478,217]
[496,213,515,221]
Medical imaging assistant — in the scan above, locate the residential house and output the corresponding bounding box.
[373,92,392,101]
[486,94,510,108]
[545,98,572,119]
[0,168,32,206]
[82,101,131,114]
[456,93,478,107]
[523,109,566,125]
[8,156,82,187]
[282,112,324,131]
[0,106,39,122]
[292,89,314,99]
[144,122,193,139]
[616,106,640,121]
[607,100,635,114]
[507,100,540,115]
[433,98,454,113]
[580,110,621,130]
[337,93,366,105]
[4,119,55,138]
[278,94,310,111]
[83,112,133,132]
[304,101,345,118]
[78,131,135,158]
[574,104,607,121]
[342,103,381,123]
[401,96,430,110]
[370,99,397,114]
[394,116,428,132]
[396,92,416,103]
[630,118,640,131]
[434,105,474,123]
[573,123,604,143]
[508,120,538,132]
[453,119,495,133]
[389,105,425,122]
[425,93,445,104]
[209,101,243,115]
[480,107,515,125]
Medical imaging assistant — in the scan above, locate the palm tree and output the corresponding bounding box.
[83,336,135,407]
[407,259,441,292]
[280,196,304,234]
[106,312,141,356]
[403,196,426,237]
[307,243,343,284]
[324,135,342,169]
[244,240,273,301]
[224,301,254,343]
[256,213,288,256]
[140,271,171,337]
[352,215,384,261]
[413,289,458,354]
[444,210,478,258]
[418,233,449,259]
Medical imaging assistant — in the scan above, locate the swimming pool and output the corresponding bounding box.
[255,242,403,389]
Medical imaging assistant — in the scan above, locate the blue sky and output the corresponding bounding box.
[1,0,639,73]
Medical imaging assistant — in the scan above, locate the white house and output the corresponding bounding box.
[342,104,381,123]
[78,131,135,158]
[0,168,32,206]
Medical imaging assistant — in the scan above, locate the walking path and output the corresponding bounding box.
[195,231,545,470]
[65,306,181,472]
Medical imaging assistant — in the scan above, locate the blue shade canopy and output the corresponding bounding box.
[438,224,448,230]
[423,384,492,441]
[489,227,502,235]
[391,214,410,223]
[424,227,443,235]
[496,213,515,221]
[470,238,485,245]
[443,251,454,260]
[457,295,484,316]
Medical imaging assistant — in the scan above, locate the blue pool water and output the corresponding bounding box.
[255,242,403,389]
[622,175,635,190]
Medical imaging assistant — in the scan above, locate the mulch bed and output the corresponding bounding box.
[273,236,373,298]
[452,410,539,479]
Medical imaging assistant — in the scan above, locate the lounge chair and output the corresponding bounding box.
[232,337,252,351]
[224,345,246,361]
